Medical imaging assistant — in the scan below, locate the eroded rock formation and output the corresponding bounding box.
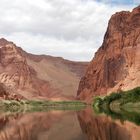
[0,38,88,100]
[0,38,31,89]
[78,6,140,102]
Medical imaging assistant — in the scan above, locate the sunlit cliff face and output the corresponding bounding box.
[0,38,88,100]
[0,38,31,89]
[78,6,140,102]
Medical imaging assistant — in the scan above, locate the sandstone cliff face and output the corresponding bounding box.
[78,6,140,101]
[0,38,88,100]
[0,38,31,89]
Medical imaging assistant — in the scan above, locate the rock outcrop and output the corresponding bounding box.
[0,38,88,100]
[0,38,31,89]
[0,83,23,100]
[77,6,140,102]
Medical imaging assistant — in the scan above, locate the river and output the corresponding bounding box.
[0,108,139,140]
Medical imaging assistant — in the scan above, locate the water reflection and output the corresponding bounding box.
[77,108,131,140]
[0,111,86,140]
[96,107,140,126]
[0,112,59,140]
[78,107,140,140]
[0,108,140,140]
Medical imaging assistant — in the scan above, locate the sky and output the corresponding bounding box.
[0,0,139,61]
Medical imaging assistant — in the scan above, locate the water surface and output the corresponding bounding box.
[0,108,140,140]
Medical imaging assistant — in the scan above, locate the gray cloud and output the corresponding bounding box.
[0,0,136,61]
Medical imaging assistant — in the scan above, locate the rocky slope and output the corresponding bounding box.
[78,6,140,102]
[0,38,88,100]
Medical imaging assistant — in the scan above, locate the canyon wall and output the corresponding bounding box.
[78,6,140,102]
[0,38,88,100]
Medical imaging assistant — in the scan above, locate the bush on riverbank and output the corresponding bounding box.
[93,87,140,125]
[93,87,140,108]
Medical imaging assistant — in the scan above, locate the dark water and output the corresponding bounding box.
[0,108,140,140]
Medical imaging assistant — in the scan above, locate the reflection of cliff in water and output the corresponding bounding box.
[0,112,62,140]
[0,111,85,140]
[2,109,140,140]
[77,109,131,140]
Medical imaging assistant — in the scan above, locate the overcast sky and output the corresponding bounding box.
[0,0,138,61]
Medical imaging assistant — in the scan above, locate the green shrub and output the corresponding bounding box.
[93,87,140,108]
[93,97,103,107]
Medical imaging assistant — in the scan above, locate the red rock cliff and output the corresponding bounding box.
[0,38,88,100]
[0,38,32,89]
[77,6,140,101]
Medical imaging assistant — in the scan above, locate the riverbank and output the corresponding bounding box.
[93,87,140,125]
[0,100,87,112]
[93,87,140,110]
